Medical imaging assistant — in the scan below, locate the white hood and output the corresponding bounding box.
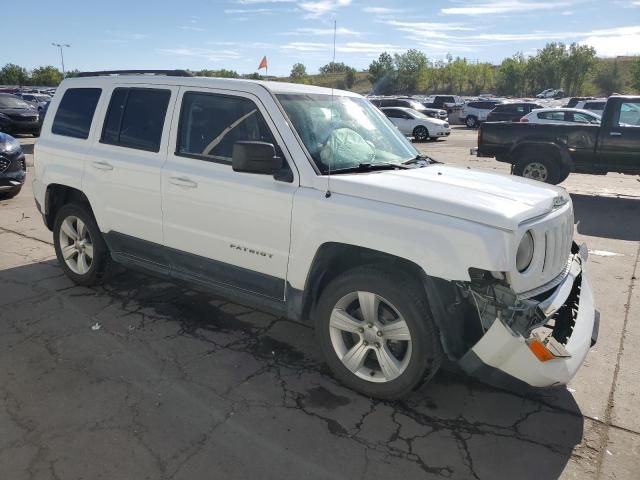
[324,165,568,231]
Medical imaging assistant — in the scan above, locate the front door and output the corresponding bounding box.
[597,98,640,173]
[161,88,297,299]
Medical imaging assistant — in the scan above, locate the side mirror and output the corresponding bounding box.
[232,141,293,182]
[232,141,277,175]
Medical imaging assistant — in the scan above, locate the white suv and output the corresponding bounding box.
[33,71,598,399]
[459,100,503,128]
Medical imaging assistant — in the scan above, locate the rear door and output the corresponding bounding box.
[596,98,640,173]
[383,109,411,134]
[83,84,179,270]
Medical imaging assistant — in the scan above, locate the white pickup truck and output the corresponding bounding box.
[33,71,598,399]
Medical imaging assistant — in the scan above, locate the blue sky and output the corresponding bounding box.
[8,0,640,76]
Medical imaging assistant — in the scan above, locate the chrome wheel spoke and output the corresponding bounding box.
[342,341,369,373]
[84,243,94,259]
[61,218,78,241]
[358,291,379,325]
[376,345,402,381]
[380,320,411,341]
[77,252,89,274]
[330,308,362,334]
[61,244,77,260]
[76,218,87,239]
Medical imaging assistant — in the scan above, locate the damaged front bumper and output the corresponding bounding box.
[459,246,599,387]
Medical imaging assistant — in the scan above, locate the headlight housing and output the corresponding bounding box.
[516,231,534,272]
[0,136,21,154]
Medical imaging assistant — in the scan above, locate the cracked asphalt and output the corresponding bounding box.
[1,130,638,479]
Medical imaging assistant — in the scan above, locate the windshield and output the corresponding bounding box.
[277,93,419,174]
[0,95,31,109]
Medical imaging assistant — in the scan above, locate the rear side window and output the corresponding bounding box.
[537,111,565,121]
[585,102,605,110]
[101,88,170,152]
[51,88,101,139]
[176,92,275,163]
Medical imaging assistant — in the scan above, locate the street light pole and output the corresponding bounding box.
[51,43,70,76]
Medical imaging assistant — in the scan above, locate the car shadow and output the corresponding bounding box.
[572,193,640,241]
[19,142,34,155]
[0,260,584,479]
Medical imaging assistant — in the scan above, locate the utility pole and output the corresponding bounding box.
[51,43,70,76]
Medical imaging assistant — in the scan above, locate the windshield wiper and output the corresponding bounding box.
[403,154,441,166]
[328,162,409,175]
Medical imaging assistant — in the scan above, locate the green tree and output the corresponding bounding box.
[394,49,428,93]
[496,53,528,96]
[319,62,349,74]
[30,66,63,86]
[368,52,396,94]
[0,63,29,86]
[344,67,356,89]
[562,43,597,96]
[290,63,307,79]
[449,57,469,94]
[594,61,624,96]
[631,59,640,92]
[527,43,567,94]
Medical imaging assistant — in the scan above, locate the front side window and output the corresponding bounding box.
[177,92,275,163]
[51,88,102,139]
[277,93,419,174]
[101,88,170,152]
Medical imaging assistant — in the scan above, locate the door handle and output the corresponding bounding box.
[169,176,198,188]
[92,161,114,171]
[610,132,622,137]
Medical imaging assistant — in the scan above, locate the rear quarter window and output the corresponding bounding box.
[51,88,102,139]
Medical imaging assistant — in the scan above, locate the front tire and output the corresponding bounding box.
[412,126,429,142]
[53,203,112,286]
[314,266,443,400]
[0,186,22,200]
[465,115,478,128]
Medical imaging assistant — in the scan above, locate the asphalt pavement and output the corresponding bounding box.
[0,130,638,479]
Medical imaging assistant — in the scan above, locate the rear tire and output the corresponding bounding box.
[314,266,443,400]
[412,126,429,142]
[513,154,561,184]
[53,203,112,286]
[465,115,478,128]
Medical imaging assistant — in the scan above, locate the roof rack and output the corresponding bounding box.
[76,70,193,78]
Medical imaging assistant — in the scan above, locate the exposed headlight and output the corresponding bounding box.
[516,231,534,272]
[0,136,21,154]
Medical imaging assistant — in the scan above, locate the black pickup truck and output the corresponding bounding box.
[476,96,640,184]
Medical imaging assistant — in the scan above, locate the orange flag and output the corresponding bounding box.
[258,56,268,70]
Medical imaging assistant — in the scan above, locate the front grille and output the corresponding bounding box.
[8,114,38,122]
[542,213,573,276]
[0,156,9,174]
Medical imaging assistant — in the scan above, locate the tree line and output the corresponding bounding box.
[3,42,640,96]
[367,43,640,97]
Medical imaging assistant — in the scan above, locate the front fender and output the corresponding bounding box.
[509,140,573,172]
[287,187,513,291]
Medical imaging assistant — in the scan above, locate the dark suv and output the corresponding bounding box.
[486,102,543,123]
[0,93,41,136]
[0,133,26,199]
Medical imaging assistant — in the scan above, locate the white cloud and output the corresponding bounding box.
[281,41,404,54]
[282,27,360,36]
[441,1,572,15]
[363,7,405,14]
[224,8,274,13]
[300,0,351,18]
[180,26,205,31]
[157,48,242,62]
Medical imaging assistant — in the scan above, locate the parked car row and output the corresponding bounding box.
[368,97,448,120]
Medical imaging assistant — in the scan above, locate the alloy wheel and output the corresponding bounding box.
[522,162,549,182]
[58,216,94,275]
[329,291,412,383]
